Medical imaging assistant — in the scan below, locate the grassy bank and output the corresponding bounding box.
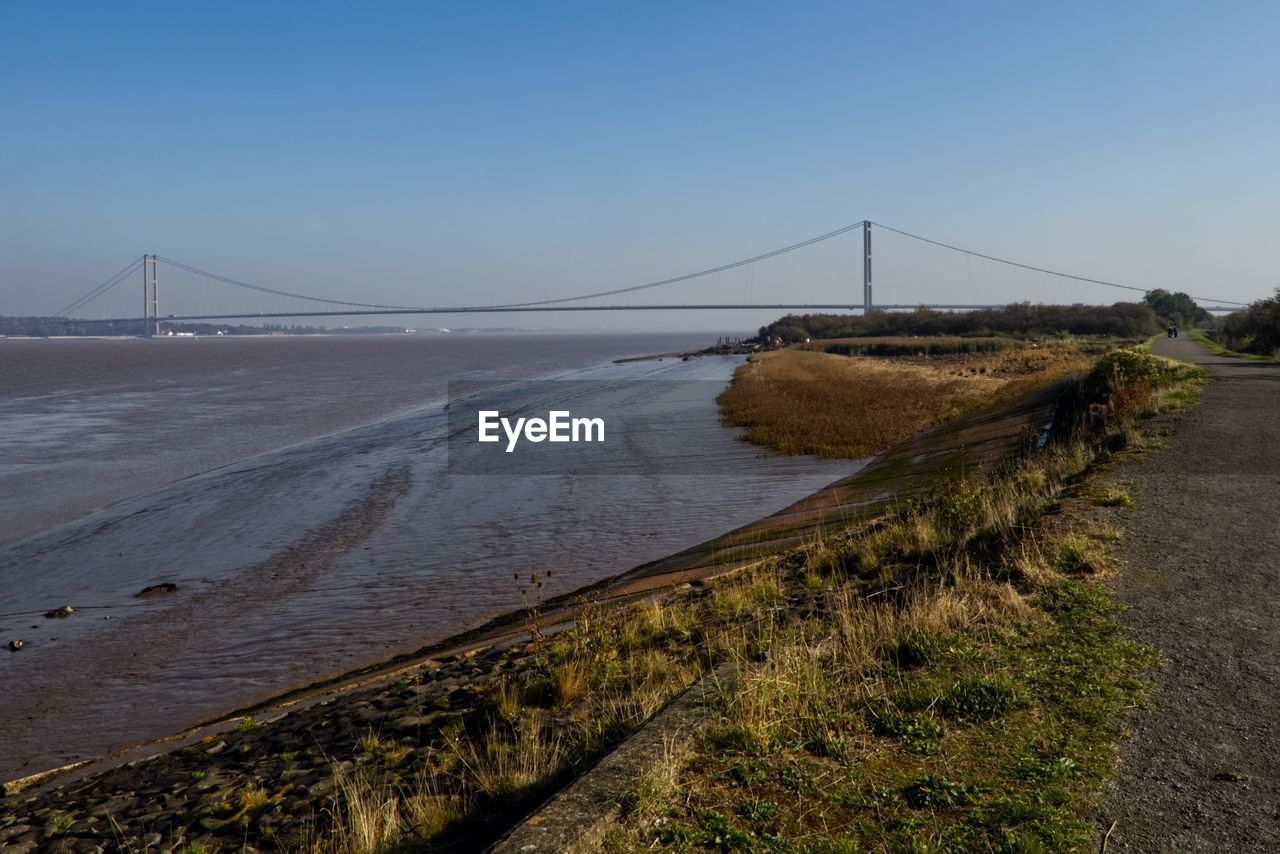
[597,350,1206,851]
[298,348,1202,851]
[716,340,1095,458]
[1189,329,1280,362]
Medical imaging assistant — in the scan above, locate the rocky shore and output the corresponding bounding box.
[1,571,785,852]
[2,632,554,850]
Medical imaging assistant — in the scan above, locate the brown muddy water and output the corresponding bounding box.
[0,333,858,781]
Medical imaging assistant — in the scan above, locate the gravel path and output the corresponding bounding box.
[1101,336,1280,851]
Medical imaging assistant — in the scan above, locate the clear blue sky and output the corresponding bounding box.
[3,1,1278,330]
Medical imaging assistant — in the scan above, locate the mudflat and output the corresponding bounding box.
[1102,336,1280,851]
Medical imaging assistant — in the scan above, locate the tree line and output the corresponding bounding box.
[758,288,1279,358]
[759,301,1164,342]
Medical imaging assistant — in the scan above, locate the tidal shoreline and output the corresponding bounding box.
[7,333,862,785]
[0,367,1067,850]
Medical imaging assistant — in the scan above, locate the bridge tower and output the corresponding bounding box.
[143,255,160,336]
[862,220,873,312]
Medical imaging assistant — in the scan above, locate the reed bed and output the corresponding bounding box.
[717,342,1092,457]
[798,334,1017,357]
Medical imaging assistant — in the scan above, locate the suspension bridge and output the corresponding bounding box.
[47,221,1247,335]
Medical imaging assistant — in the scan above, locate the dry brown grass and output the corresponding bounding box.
[307,346,1204,852]
[311,766,402,854]
[449,718,567,800]
[717,343,1090,457]
[630,734,689,815]
[798,335,1017,357]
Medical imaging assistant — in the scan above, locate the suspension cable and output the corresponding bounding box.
[872,221,1249,307]
[154,256,429,311]
[484,220,869,308]
[54,255,146,317]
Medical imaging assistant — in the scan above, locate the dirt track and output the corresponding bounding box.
[1101,337,1280,851]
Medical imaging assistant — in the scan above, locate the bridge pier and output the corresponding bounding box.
[862,220,873,312]
[143,255,159,336]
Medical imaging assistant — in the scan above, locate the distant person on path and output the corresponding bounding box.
[1167,325,1175,338]
[1173,325,1179,338]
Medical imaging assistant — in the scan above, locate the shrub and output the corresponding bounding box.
[1220,290,1280,356]
[1088,348,1162,389]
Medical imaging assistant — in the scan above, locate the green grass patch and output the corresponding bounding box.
[1094,486,1134,508]
[621,575,1153,852]
[1134,333,1161,353]
[1190,329,1280,362]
